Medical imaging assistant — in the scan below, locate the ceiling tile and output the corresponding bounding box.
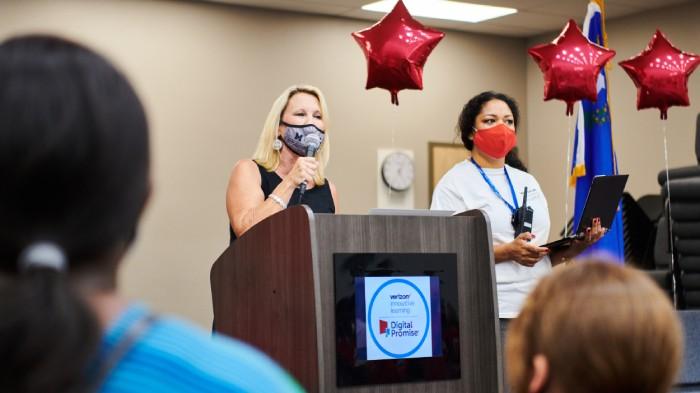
[342,8,543,37]
[528,2,592,18]
[198,0,698,37]
[489,10,572,30]
[452,0,552,9]
[307,0,367,5]
[450,22,544,37]
[608,0,692,9]
[206,0,355,15]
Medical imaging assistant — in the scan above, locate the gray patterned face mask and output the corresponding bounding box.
[280,121,325,156]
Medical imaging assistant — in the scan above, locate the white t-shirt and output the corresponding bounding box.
[431,159,551,318]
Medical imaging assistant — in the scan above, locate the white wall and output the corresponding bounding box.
[0,0,527,327]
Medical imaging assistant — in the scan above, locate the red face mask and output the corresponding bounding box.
[473,123,517,159]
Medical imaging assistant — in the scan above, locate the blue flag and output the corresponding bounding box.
[571,0,625,262]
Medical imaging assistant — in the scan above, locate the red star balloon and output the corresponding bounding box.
[352,0,444,105]
[528,19,616,116]
[619,30,700,120]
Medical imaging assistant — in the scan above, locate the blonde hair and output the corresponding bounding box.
[252,85,330,185]
[507,261,682,393]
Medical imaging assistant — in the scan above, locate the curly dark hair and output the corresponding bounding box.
[458,91,527,171]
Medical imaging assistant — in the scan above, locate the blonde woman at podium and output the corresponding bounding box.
[227,85,339,244]
[430,92,605,323]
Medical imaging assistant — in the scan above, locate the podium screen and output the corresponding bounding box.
[357,276,442,361]
[334,253,461,387]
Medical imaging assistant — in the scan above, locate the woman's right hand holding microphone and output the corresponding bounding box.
[285,157,318,188]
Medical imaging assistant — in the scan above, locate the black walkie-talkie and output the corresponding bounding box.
[512,186,534,238]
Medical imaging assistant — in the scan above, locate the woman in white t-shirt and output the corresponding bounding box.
[431,91,606,320]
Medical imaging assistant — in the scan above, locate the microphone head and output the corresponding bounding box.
[303,133,322,156]
[304,133,322,149]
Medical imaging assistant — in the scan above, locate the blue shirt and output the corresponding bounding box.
[97,304,304,392]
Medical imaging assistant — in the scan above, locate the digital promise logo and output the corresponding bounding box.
[368,279,430,358]
[379,319,389,336]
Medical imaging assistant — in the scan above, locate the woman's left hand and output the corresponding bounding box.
[551,217,607,266]
[572,217,607,251]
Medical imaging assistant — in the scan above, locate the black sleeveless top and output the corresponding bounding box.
[229,162,336,244]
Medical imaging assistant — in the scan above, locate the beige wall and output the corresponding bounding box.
[1,0,527,327]
[526,1,700,237]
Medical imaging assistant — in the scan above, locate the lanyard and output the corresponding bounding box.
[470,158,519,214]
[88,311,159,391]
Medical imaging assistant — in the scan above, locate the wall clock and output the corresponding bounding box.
[380,151,415,191]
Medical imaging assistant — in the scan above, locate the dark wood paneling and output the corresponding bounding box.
[211,206,320,392]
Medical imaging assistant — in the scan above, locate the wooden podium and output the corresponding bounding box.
[211,206,501,392]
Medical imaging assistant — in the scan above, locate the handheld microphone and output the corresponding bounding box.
[298,133,322,203]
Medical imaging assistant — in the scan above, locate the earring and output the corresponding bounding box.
[272,139,283,151]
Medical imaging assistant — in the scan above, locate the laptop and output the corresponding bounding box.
[543,174,628,250]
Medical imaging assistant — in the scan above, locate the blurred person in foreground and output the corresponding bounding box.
[0,35,303,392]
[506,260,682,393]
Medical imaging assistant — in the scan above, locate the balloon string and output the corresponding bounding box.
[389,104,398,199]
[392,103,397,148]
[563,112,574,238]
[662,119,677,307]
